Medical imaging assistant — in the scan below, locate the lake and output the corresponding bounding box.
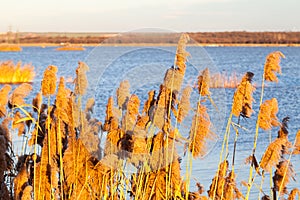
[1,46,299,199]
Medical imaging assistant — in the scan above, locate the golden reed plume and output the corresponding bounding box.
[41,65,58,96]
[177,86,192,123]
[232,72,255,118]
[260,138,287,172]
[74,61,89,95]
[9,83,32,107]
[264,51,285,82]
[189,103,215,158]
[0,61,35,83]
[197,68,210,96]
[116,80,130,110]
[258,98,280,130]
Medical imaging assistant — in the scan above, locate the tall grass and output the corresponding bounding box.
[0,34,299,200]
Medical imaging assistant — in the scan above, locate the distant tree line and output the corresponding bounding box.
[0,32,299,44]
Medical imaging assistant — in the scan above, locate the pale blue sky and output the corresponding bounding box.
[1,0,299,32]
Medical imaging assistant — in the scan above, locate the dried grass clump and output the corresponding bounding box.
[232,72,255,118]
[41,65,58,96]
[197,68,210,96]
[258,98,280,130]
[0,61,35,83]
[264,51,285,82]
[188,103,215,158]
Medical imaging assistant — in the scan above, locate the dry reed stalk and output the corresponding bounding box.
[0,135,7,182]
[13,165,29,200]
[116,80,130,110]
[103,97,119,132]
[152,85,171,129]
[9,83,33,107]
[177,86,192,123]
[260,138,287,173]
[223,171,244,200]
[63,139,94,199]
[104,128,124,155]
[85,98,95,115]
[74,61,89,96]
[55,77,71,124]
[163,68,185,92]
[264,51,285,82]
[41,65,58,96]
[0,85,11,118]
[288,188,300,200]
[0,61,35,83]
[232,72,255,118]
[188,103,214,158]
[0,118,12,147]
[197,68,210,96]
[80,117,102,157]
[208,160,228,199]
[122,94,140,131]
[35,136,58,200]
[88,160,112,198]
[273,160,296,195]
[258,98,280,130]
[20,186,33,200]
[175,33,190,74]
[142,90,156,115]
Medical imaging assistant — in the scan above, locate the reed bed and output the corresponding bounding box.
[55,43,85,51]
[0,61,35,83]
[210,72,241,88]
[0,34,299,200]
[0,44,22,52]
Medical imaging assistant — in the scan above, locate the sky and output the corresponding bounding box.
[1,0,299,32]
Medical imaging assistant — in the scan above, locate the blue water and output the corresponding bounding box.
[1,46,299,199]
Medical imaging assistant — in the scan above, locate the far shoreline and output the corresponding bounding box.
[18,43,300,47]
